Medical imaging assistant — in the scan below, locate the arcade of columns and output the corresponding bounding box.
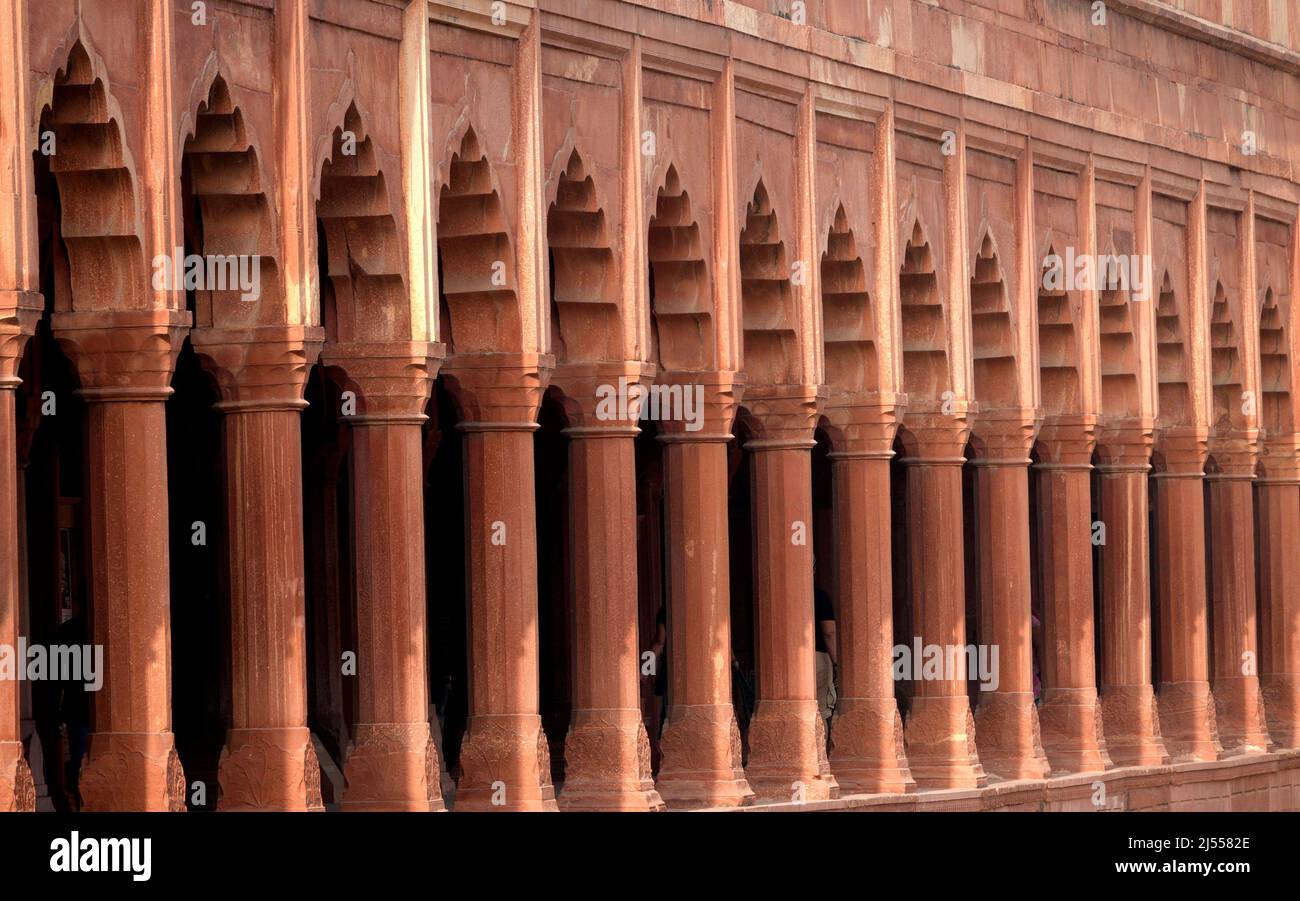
[2,0,1300,813]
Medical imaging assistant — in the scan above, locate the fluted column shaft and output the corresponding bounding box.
[1034,440,1111,775]
[194,328,326,812]
[52,310,189,811]
[655,374,753,809]
[1095,458,1168,766]
[971,444,1050,780]
[1206,473,1270,754]
[444,354,556,811]
[1257,476,1300,748]
[742,389,837,802]
[0,322,35,810]
[826,428,913,793]
[552,364,662,811]
[323,342,445,811]
[900,421,985,789]
[1152,457,1221,761]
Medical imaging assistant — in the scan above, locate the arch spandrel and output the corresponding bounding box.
[180,74,284,331]
[738,179,799,389]
[968,227,1022,414]
[897,215,953,410]
[1203,205,1258,462]
[1254,215,1300,469]
[819,204,878,401]
[646,163,715,375]
[435,125,525,356]
[315,102,411,347]
[545,148,621,365]
[1151,192,1212,444]
[34,39,151,314]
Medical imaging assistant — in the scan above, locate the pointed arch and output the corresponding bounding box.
[1259,284,1291,435]
[646,164,713,372]
[820,204,876,396]
[545,149,619,364]
[899,219,947,399]
[970,229,1016,408]
[1037,243,1080,413]
[739,180,798,386]
[1098,244,1140,419]
[36,40,146,312]
[181,74,281,329]
[315,101,407,346]
[1209,279,1243,429]
[1154,269,1193,427]
[436,126,521,354]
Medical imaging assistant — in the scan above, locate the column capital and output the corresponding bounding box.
[321,339,445,423]
[1095,419,1156,470]
[821,398,903,459]
[654,370,745,444]
[897,411,970,462]
[51,309,190,400]
[1206,428,1260,477]
[191,325,325,412]
[441,351,554,428]
[0,306,40,384]
[1257,435,1300,483]
[1036,414,1097,465]
[1154,426,1210,475]
[549,360,657,434]
[970,408,1040,464]
[741,384,822,450]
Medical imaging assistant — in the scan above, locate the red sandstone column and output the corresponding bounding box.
[52,310,189,811]
[825,412,913,794]
[0,321,36,810]
[1257,458,1300,748]
[324,342,446,811]
[1151,437,1221,761]
[548,365,664,811]
[1206,465,1271,755]
[1034,428,1111,774]
[1094,437,1168,767]
[970,420,1050,780]
[442,354,556,811]
[193,328,325,812]
[900,418,985,789]
[742,390,837,802]
[655,373,754,809]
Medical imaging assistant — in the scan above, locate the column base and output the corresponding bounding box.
[341,722,446,811]
[218,727,325,811]
[1101,684,1170,766]
[828,697,915,794]
[1262,674,1300,748]
[973,691,1051,781]
[80,731,187,812]
[1039,687,1112,775]
[904,695,987,789]
[744,699,839,802]
[455,714,558,811]
[1157,681,1222,762]
[557,709,664,811]
[657,703,754,809]
[1213,676,1272,755]
[0,740,34,812]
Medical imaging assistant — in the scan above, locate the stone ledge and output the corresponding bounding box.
[702,748,1300,812]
